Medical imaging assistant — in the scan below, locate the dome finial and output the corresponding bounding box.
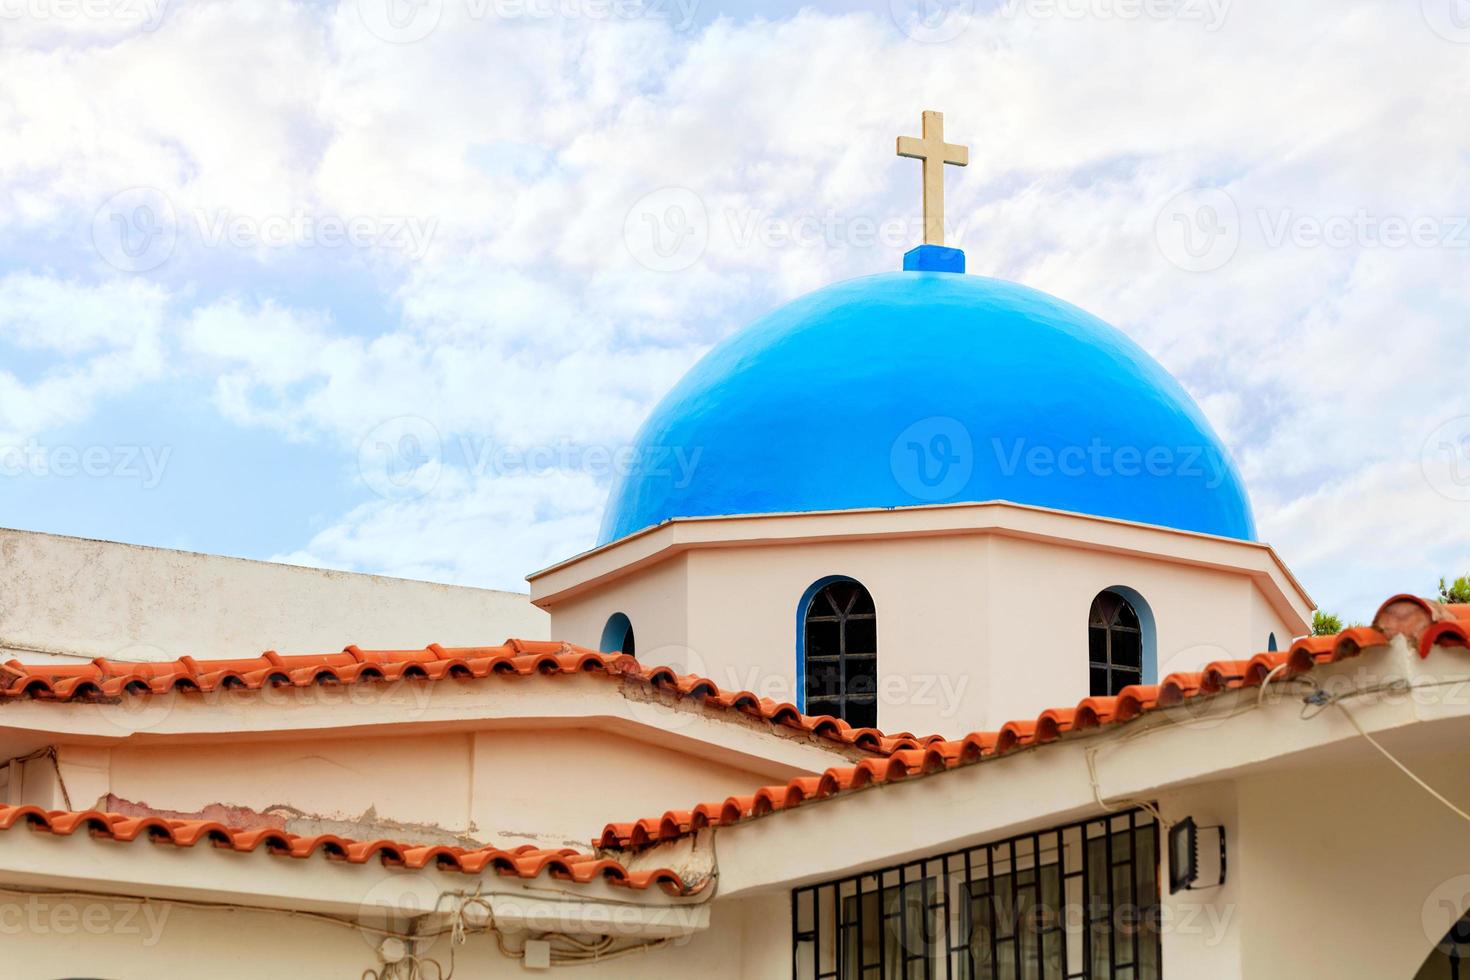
[896,110,969,273]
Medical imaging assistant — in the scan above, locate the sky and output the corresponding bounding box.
[0,0,1467,623]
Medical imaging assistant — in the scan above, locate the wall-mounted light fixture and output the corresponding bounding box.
[1168,817,1227,894]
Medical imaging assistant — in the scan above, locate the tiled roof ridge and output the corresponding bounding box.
[597,594,1470,850]
[0,801,692,894]
[0,641,936,756]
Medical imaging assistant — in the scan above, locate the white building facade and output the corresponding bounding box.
[0,149,1464,977]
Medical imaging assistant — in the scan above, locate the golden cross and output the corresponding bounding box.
[896,110,969,247]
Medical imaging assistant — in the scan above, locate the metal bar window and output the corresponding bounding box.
[803,579,878,728]
[792,810,1162,980]
[1088,591,1143,697]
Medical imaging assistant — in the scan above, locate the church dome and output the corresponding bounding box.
[598,269,1255,546]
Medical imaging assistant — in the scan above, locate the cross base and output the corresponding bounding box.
[903,244,966,274]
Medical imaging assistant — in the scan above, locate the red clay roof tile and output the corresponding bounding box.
[8,593,1463,875]
[1,643,931,756]
[595,594,1462,851]
[0,803,690,893]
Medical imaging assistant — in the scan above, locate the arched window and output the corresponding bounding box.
[1267,632,1279,652]
[1089,590,1144,697]
[801,578,877,728]
[599,612,635,657]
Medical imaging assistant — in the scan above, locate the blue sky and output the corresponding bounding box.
[1,0,1469,622]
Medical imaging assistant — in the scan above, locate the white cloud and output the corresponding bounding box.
[0,0,1467,621]
[0,273,169,440]
[272,467,607,592]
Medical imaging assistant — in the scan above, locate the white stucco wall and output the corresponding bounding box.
[1154,746,1470,979]
[0,527,547,664]
[32,727,778,850]
[537,508,1308,737]
[7,647,1469,979]
[0,889,787,980]
[558,553,691,665]
[1232,749,1470,978]
[17,744,1460,980]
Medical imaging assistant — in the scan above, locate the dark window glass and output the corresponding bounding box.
[1112,631,1142,670]
[845,699,878,731]
[840,881,934,980]
[808,619,841,659]
[847,617,878,654]
[803,579,878,728]
[793,809,1162,980]
[965,863,1064,979]
[599,613,635,657]
[1088,591,1146,697]
[809,662,842,699]
[843,657,877,695]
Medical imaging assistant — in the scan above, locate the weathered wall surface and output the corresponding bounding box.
[28,727,777,850]
[0,890,779,980]
[0,527,547,663]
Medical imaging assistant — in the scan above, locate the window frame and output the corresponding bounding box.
[1088,590,1145,698]
[799,577,878,728]
[792,809,1162,980]
[599,612,635,657]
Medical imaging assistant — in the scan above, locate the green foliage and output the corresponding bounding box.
[1439,575,1470,605]
[1311,610,1344,636]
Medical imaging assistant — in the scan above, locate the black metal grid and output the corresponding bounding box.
[1089,592,1143,698]
[792,809,1162,980]
[804,580,878,728]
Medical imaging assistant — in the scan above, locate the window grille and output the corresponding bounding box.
[792,809,1162,980]
[803,580,878,728]
[1088,592,1144,698]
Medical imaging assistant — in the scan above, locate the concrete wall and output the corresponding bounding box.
[0,528,547,664]
[545,527,1299,738]
[0,892,780,980]
[983,535,1293,724]
[1155,749,1470,979]
[1233,749,1470,978]
[30,728,776,850]
[7,680,1469,978]
[549,553,691,667]
[17,750,1462,980]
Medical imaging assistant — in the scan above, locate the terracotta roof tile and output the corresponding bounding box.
[1,643,931,756]
[596,594,1457,851]
[11,593,1463,874]
[0,803,690,893]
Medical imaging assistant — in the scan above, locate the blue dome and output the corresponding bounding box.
[599,270,1255,545]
